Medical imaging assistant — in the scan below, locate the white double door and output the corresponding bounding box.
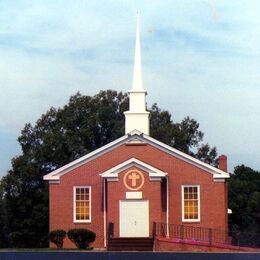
[119,200,149,237]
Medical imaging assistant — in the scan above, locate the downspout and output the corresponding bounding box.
[103,178,107,247]
[166,176,169,237]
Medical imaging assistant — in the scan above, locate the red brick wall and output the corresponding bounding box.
[49,143,228,248]
[107,166,163,238]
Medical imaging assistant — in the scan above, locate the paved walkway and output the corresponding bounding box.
[0,252,260,260]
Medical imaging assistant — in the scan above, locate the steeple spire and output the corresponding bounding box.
[132,12,143,91]
[124,12,150,135]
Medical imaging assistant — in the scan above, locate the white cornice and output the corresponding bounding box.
[43,130,229,182]
[100,157,167,179]
[43,134,129,181]
[141,133,230,179]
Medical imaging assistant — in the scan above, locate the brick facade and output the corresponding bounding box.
[49,142,228,249]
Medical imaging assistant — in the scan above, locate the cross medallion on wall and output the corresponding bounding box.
[128,171,140,187]
[123,170,145,191]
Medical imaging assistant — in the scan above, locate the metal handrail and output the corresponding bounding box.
[154,222,260,248]
[155,222,229,244]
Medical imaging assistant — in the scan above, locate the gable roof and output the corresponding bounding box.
[43,130,229,182]
[100,157,167,180]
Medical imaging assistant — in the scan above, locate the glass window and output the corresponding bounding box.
[74,186,91,222]
[182,185,200,222]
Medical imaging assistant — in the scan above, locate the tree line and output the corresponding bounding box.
[0,90,259,247]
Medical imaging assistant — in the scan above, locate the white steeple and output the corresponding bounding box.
[132,12,143,91]
[124,13,150,135]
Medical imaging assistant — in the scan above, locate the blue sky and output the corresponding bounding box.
[0,0,259,177]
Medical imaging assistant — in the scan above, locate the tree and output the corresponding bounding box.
[150,104,218,165]
[228,165,260,246]
[229,165,260,232]
[0,184,8,248]
[0,90,218,247]
[0,156,48,247]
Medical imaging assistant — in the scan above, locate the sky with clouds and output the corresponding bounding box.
[0,0,259,177]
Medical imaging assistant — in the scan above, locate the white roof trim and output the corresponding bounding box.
[44,129,229,181]
[43,134,129,181]
[127,129,144,136]
[100,157,167,178]
[141,133,229,179]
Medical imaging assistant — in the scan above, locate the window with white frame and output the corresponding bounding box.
[74,186,91,223]
[182,185,200,222]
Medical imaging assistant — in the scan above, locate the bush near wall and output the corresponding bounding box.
[49,229,67,249]
[67,228,96,249]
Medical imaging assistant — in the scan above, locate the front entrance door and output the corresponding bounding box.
[119,200,149,237]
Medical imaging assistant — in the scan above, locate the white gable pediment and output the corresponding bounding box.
[44,130,229,183]
[100,157,167,181]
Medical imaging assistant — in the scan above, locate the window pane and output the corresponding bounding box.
[75,187,90,221]
[183,186,199,220]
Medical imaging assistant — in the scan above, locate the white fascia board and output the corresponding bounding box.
[43,134,129,181]
[100,157,167,178]
[142,133,230,179]
[44,129,230,182]
[127,129,144,136]
[213,174,229,180]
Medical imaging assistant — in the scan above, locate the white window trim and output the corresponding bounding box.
[73,186,91,223]
[181,185,200,222]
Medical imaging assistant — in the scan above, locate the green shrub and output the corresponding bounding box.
[67,228,96,249]
[49,229,66,249]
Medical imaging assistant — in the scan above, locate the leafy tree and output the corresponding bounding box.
[228,165,260,246]
[229,165,260,232]
[0,90,218,247]
[150,104,218,165]
[0,156,48,247]
[0,184,7,248]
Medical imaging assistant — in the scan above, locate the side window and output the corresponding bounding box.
[182,185,200,222]
[73,186,91,223]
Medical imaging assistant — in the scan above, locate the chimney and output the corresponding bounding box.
[218,155,227,172]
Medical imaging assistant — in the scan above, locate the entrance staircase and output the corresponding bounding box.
[107,222,154,251]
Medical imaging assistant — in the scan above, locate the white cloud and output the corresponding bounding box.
[0,0,259,176]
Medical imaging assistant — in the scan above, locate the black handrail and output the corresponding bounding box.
[155,222,228,244]
[154,222,260,248]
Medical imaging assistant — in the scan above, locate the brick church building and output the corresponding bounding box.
[44,16,230,250]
